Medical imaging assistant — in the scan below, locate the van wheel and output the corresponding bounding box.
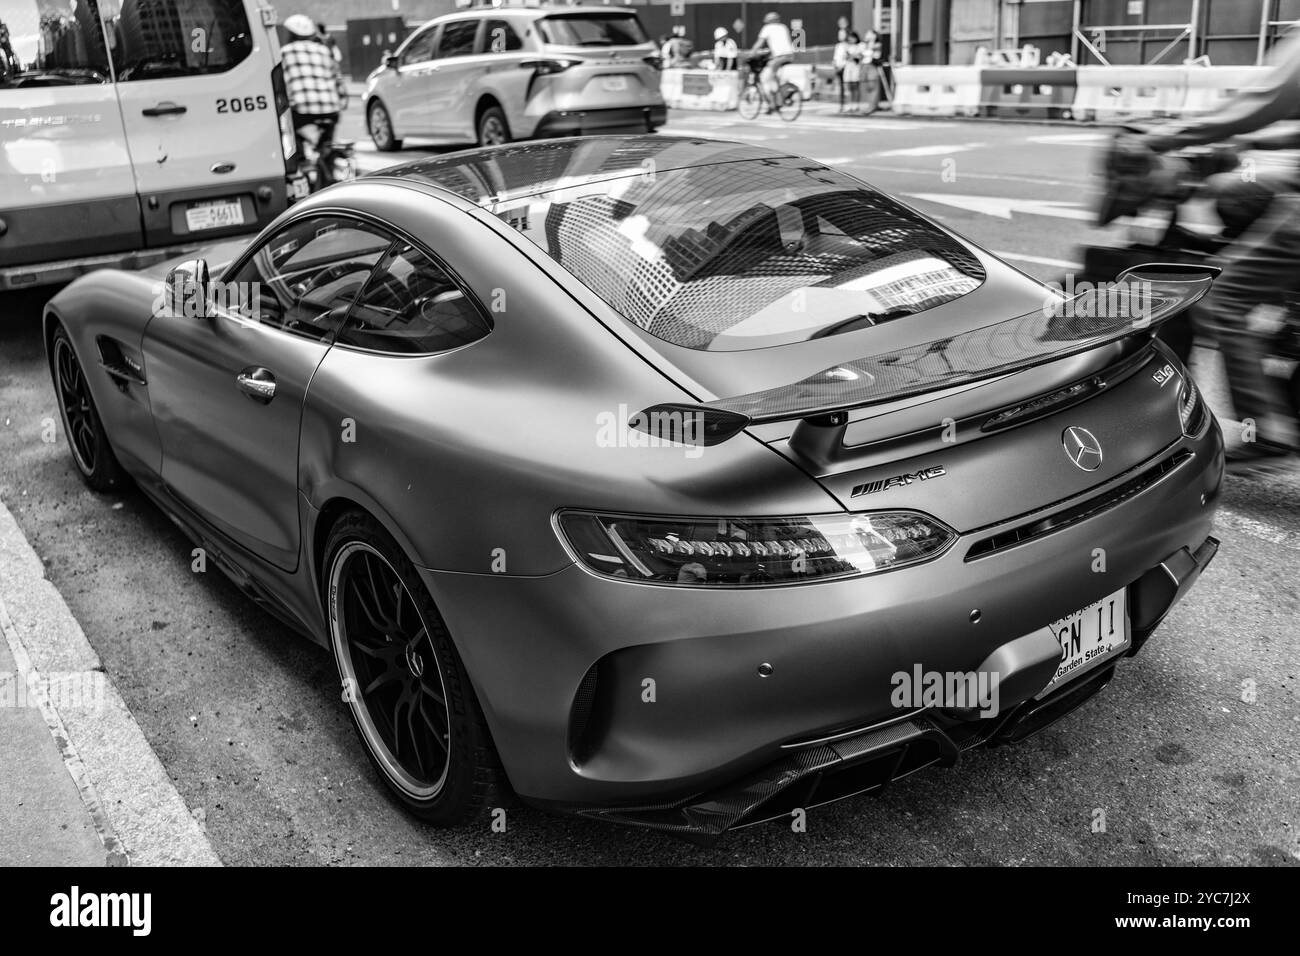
[477,106,511,147]
[368,101,401,152]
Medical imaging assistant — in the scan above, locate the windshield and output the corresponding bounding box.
[492,158,985,351]
[537,13,648,47]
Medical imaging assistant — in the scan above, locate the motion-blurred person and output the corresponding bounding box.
[282,14,343,153]
[1121,29,1300,470]
[712,27,737,70]
[750,11,793,111]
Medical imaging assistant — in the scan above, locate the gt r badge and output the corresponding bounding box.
[1063,426,1103,471]
[851,465,947,497]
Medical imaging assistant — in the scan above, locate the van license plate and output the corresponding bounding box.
[185,199,244,232]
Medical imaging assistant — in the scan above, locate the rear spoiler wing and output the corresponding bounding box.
[630,266,1217,459]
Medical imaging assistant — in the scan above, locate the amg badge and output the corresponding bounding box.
[851,465,947,497]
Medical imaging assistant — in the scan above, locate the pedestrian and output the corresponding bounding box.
[861,30,883,114]
[842,31,866,113]
[712,27,737,71]
[832,29,850,112]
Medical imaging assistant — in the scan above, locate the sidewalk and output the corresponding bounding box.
[0,500,220,867]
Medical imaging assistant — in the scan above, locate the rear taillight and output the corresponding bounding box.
[1178,374,1207,436]
[557,511,956,587]
[522,58,579,75]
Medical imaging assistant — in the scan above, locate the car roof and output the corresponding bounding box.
[427,5,636,23]
[369,135,801,209]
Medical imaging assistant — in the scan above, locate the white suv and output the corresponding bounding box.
[364,5,666,150]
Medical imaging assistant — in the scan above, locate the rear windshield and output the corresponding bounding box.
[492,158,985,351]
[537,13,647,47]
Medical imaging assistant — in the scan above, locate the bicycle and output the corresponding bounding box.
[737,54,803,121]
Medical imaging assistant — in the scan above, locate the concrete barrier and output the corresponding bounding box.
[661,69,743,111]
[1180,65,1271,114]
[978,67,1077,119]
[892,66,983,117]
[1072,65,1187,122]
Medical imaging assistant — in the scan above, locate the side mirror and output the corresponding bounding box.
[162,258,211,319]
[382,51,398,70]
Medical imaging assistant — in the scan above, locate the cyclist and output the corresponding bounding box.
[282,14,343,156]
[750,11,793,113]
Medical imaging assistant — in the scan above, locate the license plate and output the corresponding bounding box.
[185,198,244,232]
[601,75,629,92]
[1037,588,1129,698]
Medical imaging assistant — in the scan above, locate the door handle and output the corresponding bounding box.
[142,102,187,117]
[236,368,276,403]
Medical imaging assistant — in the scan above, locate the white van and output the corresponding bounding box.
[0,0,295,289]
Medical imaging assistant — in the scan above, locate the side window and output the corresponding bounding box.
[479,19,522,54]
[224,217,394,343]
[338,242,491,354]
[434,19,478,59]
[400,25,436,65]
[100,0,254,81]
[0,0,112,86]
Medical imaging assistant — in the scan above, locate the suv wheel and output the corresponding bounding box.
[477,106,511,147]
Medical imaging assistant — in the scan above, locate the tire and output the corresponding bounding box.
[777,83,803,122]
[324,511,507,825]
[476,105,511,147]
[738,84,761,120]
[50,324,127,493]
[367,100,401,152]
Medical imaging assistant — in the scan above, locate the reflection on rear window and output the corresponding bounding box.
[538,13,647,47]
[493,158,985,351]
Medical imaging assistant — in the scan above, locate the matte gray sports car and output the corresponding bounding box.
[45,136,1223,841]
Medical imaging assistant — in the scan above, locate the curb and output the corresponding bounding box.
[0,499,221,867]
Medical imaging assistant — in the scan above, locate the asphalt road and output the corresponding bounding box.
[1,104,1297,865]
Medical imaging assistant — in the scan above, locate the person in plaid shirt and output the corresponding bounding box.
[282,15,343,148]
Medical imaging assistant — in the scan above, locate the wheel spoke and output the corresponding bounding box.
[363,670,402,696]
[348,576,387,633]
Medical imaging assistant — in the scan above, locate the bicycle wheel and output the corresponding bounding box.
[777,83,803,121]
[738,84,762,120]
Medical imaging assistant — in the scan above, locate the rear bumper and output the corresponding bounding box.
[532,105,668,137]
[1,246,200,291]
[418,421,1224,834]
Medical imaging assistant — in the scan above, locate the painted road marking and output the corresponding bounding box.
[1027,132,1110,145]
[992,250,1080,269]
[871,143,983,158]
[1216,507,1299,551]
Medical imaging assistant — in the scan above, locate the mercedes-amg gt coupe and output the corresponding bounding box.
[45,136,1223,841]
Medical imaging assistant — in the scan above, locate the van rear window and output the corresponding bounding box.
[537,13,647,47]
[103,0,253,81]
[0,0,113,87]
[0,0,253,87]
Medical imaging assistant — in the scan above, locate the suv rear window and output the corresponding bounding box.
[537,13,647,47]
[492,159,986,351]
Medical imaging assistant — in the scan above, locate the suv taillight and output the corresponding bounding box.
[521,58,579,75]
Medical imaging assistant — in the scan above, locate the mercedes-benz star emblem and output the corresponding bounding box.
[1062,426,1103,472]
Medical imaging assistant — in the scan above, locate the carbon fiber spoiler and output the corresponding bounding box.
[631,266,1217,456]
